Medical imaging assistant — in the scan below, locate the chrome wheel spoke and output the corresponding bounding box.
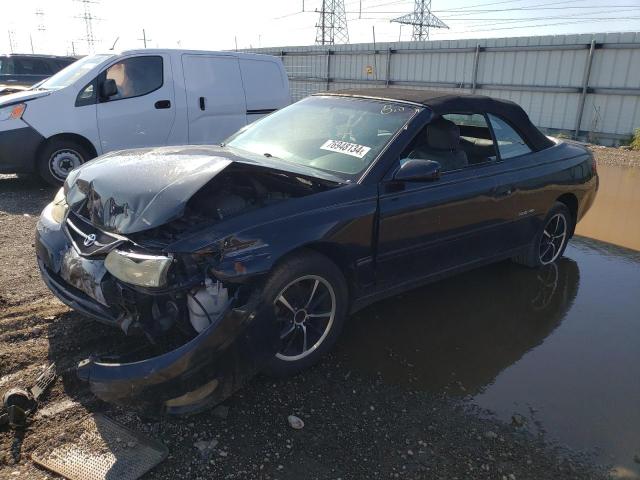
[309,289,330,312]
[283,326,299,353]
[307,311,331,318]
[280,322,296,340]
[305,279,319,309]
[301,324,308,352]
[276,294,296,314]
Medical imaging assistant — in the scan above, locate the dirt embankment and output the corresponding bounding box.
[1,147,631,479]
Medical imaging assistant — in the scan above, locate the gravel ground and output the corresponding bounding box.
[1,145,635,480]
[588,145,640,167]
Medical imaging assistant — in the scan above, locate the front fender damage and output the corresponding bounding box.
[76,293,279,415]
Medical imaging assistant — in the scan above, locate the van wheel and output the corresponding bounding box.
[37,139,91,186]
[262,250,348,377]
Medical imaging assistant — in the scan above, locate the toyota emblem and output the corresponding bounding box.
[83,233,97,247]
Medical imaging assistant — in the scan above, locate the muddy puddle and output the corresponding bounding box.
[337,237,640,477]
[575,164,640,251]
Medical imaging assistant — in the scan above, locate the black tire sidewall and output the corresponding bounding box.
[37,139,90,186]
[262,250,348,377]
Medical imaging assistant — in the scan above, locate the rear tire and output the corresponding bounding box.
[37,138,91,186]
[513,202,573,268]
[262,250,348,377]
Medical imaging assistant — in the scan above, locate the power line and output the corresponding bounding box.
[454,15,640,33]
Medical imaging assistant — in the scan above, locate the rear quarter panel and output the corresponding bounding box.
[508,140,597,241]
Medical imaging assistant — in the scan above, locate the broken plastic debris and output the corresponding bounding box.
[287,415,304,430]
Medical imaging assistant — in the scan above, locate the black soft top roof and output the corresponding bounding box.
[320,87,553,151]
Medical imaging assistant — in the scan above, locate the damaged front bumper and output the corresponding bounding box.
[35,204,279,415]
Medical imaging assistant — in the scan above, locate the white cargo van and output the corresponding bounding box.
[0,49,290,185]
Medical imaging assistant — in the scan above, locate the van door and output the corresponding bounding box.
[239,57,290,122]
[96,54,175,153]
[181,54,247,144]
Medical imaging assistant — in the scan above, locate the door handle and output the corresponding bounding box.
[154,100,171,109]
[199,97,205,111]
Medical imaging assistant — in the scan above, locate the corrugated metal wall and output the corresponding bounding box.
[244,32,640,145]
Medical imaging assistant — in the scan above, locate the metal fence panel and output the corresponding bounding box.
[245,32,640,145]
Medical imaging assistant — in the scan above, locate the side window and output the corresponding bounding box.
[487,114,532,159]
[103,56,163,101]
[400,113,498,174]
[443,113,498,166]
[75,81,96,107]
[0,57,12,74]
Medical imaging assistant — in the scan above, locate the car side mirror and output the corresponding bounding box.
[393,158,441,182]
[100,79,118,99]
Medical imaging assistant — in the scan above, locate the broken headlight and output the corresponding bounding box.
[50,188,68,224]
[104,250,173,288]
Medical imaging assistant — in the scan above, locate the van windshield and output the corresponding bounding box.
[226,96,418,180]
[37,54,113,90]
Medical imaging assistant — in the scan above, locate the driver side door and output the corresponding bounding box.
[375,113,507,290]
[96,54,176,153]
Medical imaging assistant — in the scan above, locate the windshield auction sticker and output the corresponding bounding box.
[320,140,371,159]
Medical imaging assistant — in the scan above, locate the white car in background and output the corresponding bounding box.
[0,49,290,185]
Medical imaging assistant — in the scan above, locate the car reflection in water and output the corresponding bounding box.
[336,258,578,396]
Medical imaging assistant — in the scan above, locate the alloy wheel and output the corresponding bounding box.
[274,275,336,362]
[49,149,83,181]
[539,213,567,265]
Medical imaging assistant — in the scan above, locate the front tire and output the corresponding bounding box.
[262,250,348,377]
[37,138,91,186]
[514,202,573,268]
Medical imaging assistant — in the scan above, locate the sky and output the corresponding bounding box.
[1,0,639,56]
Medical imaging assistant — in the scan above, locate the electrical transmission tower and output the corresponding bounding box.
[315,0,349,45]
[75,0,100,52]
[391,0,448,41]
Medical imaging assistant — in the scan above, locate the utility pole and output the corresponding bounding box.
[138,28,151,48]
[30,34,34,53]
[391,0,448,41]
[315,0,349,45]
[7,30,15,53]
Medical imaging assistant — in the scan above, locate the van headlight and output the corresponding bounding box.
[0,103,26,121]
[104,250,173,288]
[50,188,68,224]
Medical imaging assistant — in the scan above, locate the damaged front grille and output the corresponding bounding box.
[65,211,125,257]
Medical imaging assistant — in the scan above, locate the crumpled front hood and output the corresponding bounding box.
[65,147,232,235]
[64,145,343,235]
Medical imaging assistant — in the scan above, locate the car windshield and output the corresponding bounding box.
[37,54,112,90]
[226,96,418,180]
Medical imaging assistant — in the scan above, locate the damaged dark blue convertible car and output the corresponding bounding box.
[35,88,598,414]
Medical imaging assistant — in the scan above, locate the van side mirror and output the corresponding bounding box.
[100,79,118,99]
[393,158,441,182]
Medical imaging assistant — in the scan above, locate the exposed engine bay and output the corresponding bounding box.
[57,164,336,349]
[131,165,333,248]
